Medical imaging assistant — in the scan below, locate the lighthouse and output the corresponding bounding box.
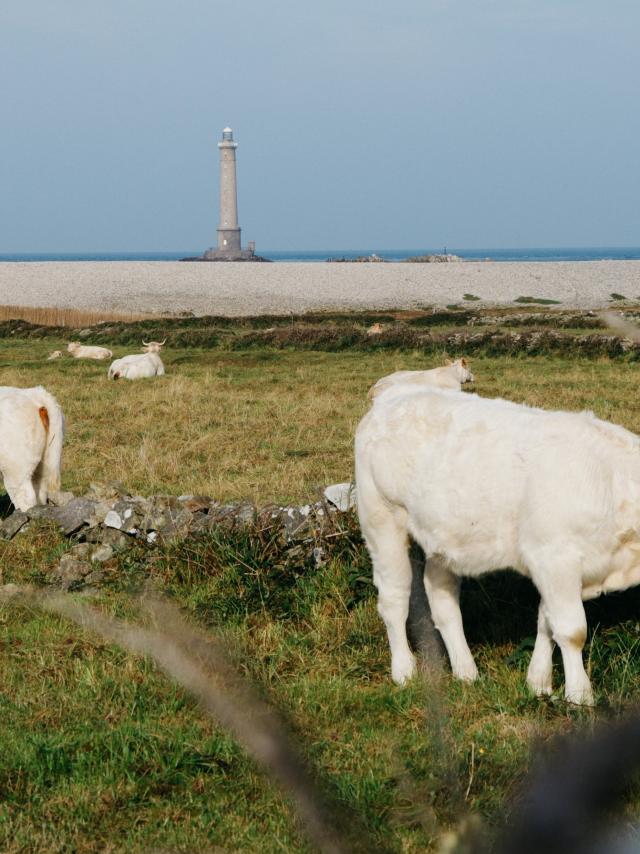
[195,127,267,261]
[216,127,241,254]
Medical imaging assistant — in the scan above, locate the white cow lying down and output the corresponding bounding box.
[108,341,166,380]
[355,386,640,705]
[0,386,64,511]
[67,342,113,360]
[368,358,474,400]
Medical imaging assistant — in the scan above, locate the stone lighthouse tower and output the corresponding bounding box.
[196,127,266,261]
[216,127,241,254]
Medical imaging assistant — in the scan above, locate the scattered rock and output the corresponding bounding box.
[0,511,29,540]
[65,543,91,560]
[209,503,253,530]
[50,498,97,535]
[87,502,113,527]
[26,505,57,522]
[177,495,212,512]
[234,503,256,526]
[56,553,92,590]
[91,544,114,563]
[85,527,130,549]
[104,510,124,530]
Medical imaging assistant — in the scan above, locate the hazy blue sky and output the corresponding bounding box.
[1,1,639,252]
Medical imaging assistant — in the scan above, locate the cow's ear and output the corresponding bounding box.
[461,358,468,367]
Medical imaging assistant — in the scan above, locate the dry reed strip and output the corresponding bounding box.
[0,586,370,854]
[0,304,150,327]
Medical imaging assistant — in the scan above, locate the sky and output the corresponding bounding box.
[1,0,639,252]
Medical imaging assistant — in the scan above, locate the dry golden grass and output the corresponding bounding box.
[2,338,640,503]
[0,304,149,327]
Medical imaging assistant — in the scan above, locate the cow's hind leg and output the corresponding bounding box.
[32,460,48,505]
[423,555,478,682]
[527,603,554,696]
[362,504,416,685]
[531,553,593,705]
[3,470,37,512]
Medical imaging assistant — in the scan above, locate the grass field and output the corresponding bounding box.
[2,332,640,503]
[2,316,640,852]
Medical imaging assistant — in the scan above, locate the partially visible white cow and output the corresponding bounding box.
[0,386,64,511]
[67,342,113,360]
[368,358,474,400]
[355,386,640,705]
[108,340,166,380]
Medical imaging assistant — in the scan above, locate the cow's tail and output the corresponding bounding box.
[33,387,65,496]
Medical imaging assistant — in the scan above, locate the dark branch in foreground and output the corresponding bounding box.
[495,711,640,854]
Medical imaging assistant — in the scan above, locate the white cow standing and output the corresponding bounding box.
[108,340,166,380]
[355,386,640,705]
[0,386,64,511]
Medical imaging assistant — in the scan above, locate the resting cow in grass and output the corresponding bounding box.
[356,386,640,705]
[367,358,474,401]
[67,342,113,360]
[0,386,64,511]
[108,340,166,380]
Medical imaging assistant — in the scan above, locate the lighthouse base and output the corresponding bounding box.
[181,247,271,262]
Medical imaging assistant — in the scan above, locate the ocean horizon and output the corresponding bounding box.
[1,247,640,263]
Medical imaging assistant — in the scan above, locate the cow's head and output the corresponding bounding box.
[142,339,166,353]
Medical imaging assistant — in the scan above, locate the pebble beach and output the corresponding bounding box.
[1,260,639,315]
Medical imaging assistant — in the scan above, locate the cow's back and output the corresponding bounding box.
[356,388,640,576]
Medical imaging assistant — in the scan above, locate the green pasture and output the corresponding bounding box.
[1,316,640,852]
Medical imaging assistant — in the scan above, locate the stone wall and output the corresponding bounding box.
[0,482,358,591]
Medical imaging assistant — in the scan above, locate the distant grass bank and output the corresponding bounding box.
[1,304,639,359]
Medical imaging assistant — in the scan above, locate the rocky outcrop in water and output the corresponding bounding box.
[325,255,388,263]
[403,254,464,263]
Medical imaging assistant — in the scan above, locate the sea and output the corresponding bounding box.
[1,247,640,263]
